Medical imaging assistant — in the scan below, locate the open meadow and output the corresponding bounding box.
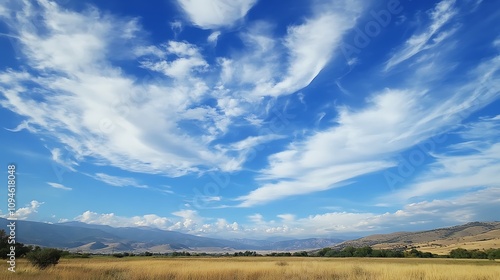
[1,257,499,280]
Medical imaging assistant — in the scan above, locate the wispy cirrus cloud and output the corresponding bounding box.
[92,173,148,188]
[47,182,72,190]
[0,0,366,179]
[221,0,364,99]
[237,49,500,207]
[0,0,237,176]
[385,0,458,71]
[386,115,500,202]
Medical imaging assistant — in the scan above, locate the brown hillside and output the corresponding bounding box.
[333,222,500,254]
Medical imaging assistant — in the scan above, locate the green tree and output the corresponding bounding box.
[486,249,500,260]
[449,248,472,259]
[317,247,332,257]
[341,246,356,257]
[354,246,373,257]
[324,249,338,257]
[0,229,31,258]
[470,250,487,259]
[26,248,63,269]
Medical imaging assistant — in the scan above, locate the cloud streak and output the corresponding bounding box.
[47,182,72,190]
[0,0,366,179]
[92,173,148,188]
[385,0,457,70]
[237,51,500,207]
[386,115,500,202]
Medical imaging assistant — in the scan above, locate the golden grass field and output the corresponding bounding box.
[1,257,499,280]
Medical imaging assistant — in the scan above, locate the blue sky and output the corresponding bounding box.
[0,0,499,239]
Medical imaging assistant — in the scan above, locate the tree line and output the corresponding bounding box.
[110,246,500,259]
[449,248,500,260]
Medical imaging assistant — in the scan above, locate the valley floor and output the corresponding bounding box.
[1,256,499,280]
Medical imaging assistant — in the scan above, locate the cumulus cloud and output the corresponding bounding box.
[1,200,44,220]
[74,209,240,236]
[241,187,500,237]
[72,187,500,238]
[140,41,208,79]
[75,210,171,229]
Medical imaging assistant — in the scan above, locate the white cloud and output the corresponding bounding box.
[71,186,500,238]
[221,1,364,98]
[241,188,500,237]
[266,11,356,96]
[2,200,44,220]
[74,209,240,236]
[0,1,366,179]
[140,41,208,79]
[92,173,148,188]
[208,31,221,45]
[229,134,285,151]
[50,148,77,171]
[385,0,457,70]
[237,53,500,207]
[386,115,500,201]
[176,0,257,29]
[75,210,171,229]
[0,1,244,177]
[0,5,7,18]
[170,20,183,37]
[47,182,72,190]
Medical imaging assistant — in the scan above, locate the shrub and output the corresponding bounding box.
[26,248,63,269]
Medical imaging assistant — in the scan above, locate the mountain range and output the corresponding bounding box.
[0,218,343,253]
[3,218,499,254]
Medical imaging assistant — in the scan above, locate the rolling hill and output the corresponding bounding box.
[332,221,500,254]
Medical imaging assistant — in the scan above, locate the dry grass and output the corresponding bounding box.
[346,222,500,254]
[1,257,499,280]
[415,239,500,255]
